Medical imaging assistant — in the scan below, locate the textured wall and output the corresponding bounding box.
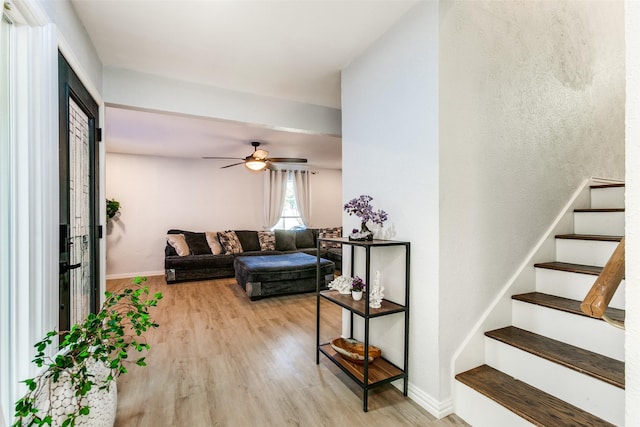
[36,0,103,92]
[342,1,441,412]
[440,0,624,401]
[105,153,341,278]
[625,2,640,424]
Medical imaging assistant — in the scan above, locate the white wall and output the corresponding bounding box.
[625,1,640,424]
[106,153,341,278]
[342,1,441,415]
[440,0,624,403]
[309,169,343,228]
[36,0,103,92]
[104,67,341,137]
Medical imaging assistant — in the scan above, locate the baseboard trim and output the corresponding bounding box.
[106,270,165,280]
[408,383,454,419]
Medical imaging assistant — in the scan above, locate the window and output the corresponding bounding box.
[273,175,303,230]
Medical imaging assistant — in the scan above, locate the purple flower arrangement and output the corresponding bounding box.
[343,195,388,227]
[351,276,365,292]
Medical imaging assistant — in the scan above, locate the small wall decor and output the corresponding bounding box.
[106,198,121,220]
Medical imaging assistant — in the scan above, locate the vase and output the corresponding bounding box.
[34,359,117,427]
[352,291,363,301]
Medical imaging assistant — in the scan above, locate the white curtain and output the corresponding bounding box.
[292,170,311,227]
[263,170,288,229]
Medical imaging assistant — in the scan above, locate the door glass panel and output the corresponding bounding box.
[68,97,91,325]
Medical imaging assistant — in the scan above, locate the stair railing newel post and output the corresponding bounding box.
[580,236,625,329]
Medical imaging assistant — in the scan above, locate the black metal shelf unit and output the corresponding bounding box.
[315,237,410,412]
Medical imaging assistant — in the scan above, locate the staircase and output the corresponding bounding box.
[455,183,625,426]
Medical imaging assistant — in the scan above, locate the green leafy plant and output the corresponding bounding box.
[106,199,120,220]
[14,277,162,427]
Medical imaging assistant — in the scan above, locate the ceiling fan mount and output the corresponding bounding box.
[203,141,308,171]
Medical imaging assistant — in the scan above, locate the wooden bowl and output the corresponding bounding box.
[330,337,381,363]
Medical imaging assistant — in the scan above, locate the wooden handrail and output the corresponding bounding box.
[580,237,625,328]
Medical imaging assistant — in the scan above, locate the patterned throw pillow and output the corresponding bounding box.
[167,234,190,256]
[205,231,224,255]
[218,230,243,255]
[257,231,276,251]
[319,227,342,249]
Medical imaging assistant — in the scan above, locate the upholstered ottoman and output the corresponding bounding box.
[234,252,335,300]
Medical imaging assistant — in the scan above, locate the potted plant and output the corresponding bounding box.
[106,199,120,221]
[13,277,162,427]
[351,276,365,301]
[343,195,388,240]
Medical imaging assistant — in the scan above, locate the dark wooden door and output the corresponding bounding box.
[58,52,100,332]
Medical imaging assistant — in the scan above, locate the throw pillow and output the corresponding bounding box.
[183,231,212,255]
[205,231,224,255]
[275,229,297,251]
[257,231,276,251]
[218,230,244,255]
[319,227,342,249]
[234,230,261,252]
[167,234,190,256]
[295,228,315,249]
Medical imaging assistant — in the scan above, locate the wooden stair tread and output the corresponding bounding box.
[486,326,624,389]
[512,292,625,325]
[590,183,624,189]
[534,262,603,276]
[574,208,624,213]
[456,365,615,427]
[555,234,622,242]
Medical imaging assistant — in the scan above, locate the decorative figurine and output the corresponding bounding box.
[328,275,353,294]
[369,270,384,308]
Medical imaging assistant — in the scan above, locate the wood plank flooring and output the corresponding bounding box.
[108,276,468,426]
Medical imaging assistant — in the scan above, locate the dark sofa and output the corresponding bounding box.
[164,228,341,284]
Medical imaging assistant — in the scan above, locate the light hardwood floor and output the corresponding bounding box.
[107,276,468,426]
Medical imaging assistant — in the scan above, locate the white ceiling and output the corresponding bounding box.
[106,106,343,169]
[72,0,419,169]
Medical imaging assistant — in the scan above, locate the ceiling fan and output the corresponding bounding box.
[203,141,308,171]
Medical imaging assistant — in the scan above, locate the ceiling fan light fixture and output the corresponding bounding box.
[245,159,267,171]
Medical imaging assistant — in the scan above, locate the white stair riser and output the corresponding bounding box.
[555,239,619,267]
[454,381,535,427]
[590,186,625,209]
[574,211,625,236]
[512,300,624,361]
[486,339,624,426]
[535,268,626,310]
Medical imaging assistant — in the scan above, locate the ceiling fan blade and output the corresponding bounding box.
[265,161,278,171]
[266,157,308,164]
[202,156,244,160]
[220,162,244,169]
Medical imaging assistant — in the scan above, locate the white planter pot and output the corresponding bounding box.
[34,359,117,427]
[352,291,363,301]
